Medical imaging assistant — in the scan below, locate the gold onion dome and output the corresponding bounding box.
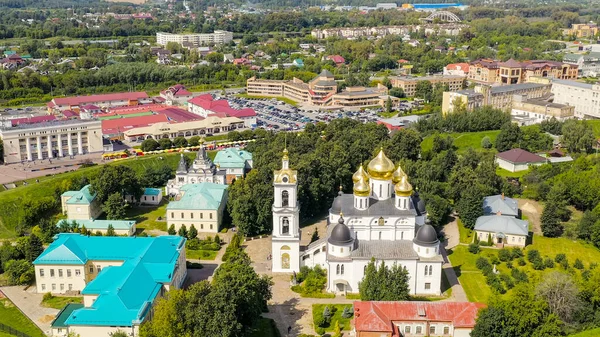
[353,176,370,197]
[282,148,289,160]
[395,175,413,197]
[352,165,370,183]
[392,165,406,184]
[367,149,395,180]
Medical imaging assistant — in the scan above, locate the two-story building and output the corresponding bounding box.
[166,182,228,234]
[60,185,103,220]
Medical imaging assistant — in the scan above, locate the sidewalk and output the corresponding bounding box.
[0,286,59,335]
[440,247,468,302]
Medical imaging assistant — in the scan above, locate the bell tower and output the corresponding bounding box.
[272,148,300,273]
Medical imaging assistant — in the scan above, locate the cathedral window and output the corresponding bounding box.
[341,265,344,275]
[282,190,289,207]
[359,199,362,208]
[282,217,289,235]
[403,199,407,209]
[378,217,384,226]
[424,266,428,276]
[379,185,382,197]
[336,264,340,275]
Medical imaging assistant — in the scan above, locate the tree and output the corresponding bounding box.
[188,136,201,146]
[389,87,405,98]
[141,139,159,152]
[495,122,522,152]
[4,259,34,285]
[456,184,485,229]
[332,321,342,337]
[385,97,393,113]
[310,229,319,244]
[106,224,116,237]
[173,136,188,148]
[535,272,580,323]
[178,225,188,238]
[481,136,492,149]
[168,224,176,235]
[541,203,563,238]
[188,225,198,239]
[110,331,129,337]
[91,165,143,204]
[415,80,433,101]
[359,259,409,301]
[103,192,128,220]
[385,128,422,161]
[561,120,595,153]
[158,138,173,150]
[142,164,174,187]
[26,233,44,262]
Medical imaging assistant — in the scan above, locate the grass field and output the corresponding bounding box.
[496,167,530,178]
[0,152,195,239]
[0,299,44,337]
[41,295,83,309]
[457,219,473,244]
[124,201,169,233]
[249,318,281,337]
[312,304,354,332]
[569,328,600,337]
[186,248,218,260]
[421,130,501,153]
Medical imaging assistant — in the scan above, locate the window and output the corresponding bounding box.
[58,269,63,278]
[171,212,174,218]
[210,213,213,219]
[89,266,94,273]
[97,266,102,273]
[210,224,213,230]
[430,326,436,335]
[201,224,204,229]
[60,284,64,291]
[341,265,344,275]
[39,269,45,277]
[425,282,431,290]
[67,269,71,278]
[444,326,450,334]
[416,326,422,334]
[41,284,46,291]
[181,212,184,219]
[424,266,428,276]
[191,213,194,219]
[68,284,73,291]
[282,217,290,235]
[282,190,289,207]
[52,284,56,291]
[405,326,411,333]
[336,264,340,275]
[50,269,55,277]
[75,270,81,276]
[378,232,382,240]
[200,213,203,219]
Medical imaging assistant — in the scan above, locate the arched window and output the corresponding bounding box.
[336,264,340,275]
[282,217,289,235]
[378,217,384,226]
[341,265,345,275]
[430,265,434,275]
[424,266,428,276]
[282,190,289,207]
[281,253,290,269]
[360,199,363,208]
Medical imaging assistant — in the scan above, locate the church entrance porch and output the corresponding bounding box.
[333,279,349,295]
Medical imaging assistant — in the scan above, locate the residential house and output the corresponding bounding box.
[564,23,599,38]
[495,148,547,172]
[35,234,186,337]
[292,59,304,68]
[325,55,345,66]
[60,185,103,220]
[443,62,470,76]
[166,183,228,234]
[475,195,528,248]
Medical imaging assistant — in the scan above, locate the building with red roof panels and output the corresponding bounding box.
[160,84,193,105]
[187,94,256,128]
[102,114,168,139]
[10,115,57,127]
[48,92,152,112]
[354,301,485,337]
[443,62,470,76]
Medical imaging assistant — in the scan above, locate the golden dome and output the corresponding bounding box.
[353,176,370,197]
[352,165,370,183]
[282,148,289,161]
[392,165,406,184]
[395,175,413,197]
[367,149,395,180]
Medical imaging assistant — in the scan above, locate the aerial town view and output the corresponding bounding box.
[1,0,600,337]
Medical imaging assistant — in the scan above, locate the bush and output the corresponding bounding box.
[582,270,591,281]
[560,259,569,270]
[499,273,514,289]
[511,247,524,259]
[186,238,201,250]
[476,257,491,270]
[532,258,546,270]
[43,292,53,301]
[574,258,584,269]
[506,261,513,269]
[511,268,528,283]
[214,235,221,245]
[315,327,325,335]
[468,243,480,254]
[489,255,500,266]
[590,262,598,270]
[481,136,492,149]
[527,249,541,263]
[517,257,526,266]
[555,253,567,263]
[544,257,555,269]
[341,306,354,318]
[498,248,512,262]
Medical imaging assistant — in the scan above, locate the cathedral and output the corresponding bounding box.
[271,148,443,296]
[166,147,226,196]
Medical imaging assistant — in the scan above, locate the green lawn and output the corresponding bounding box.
[186,248,218,260]
[0,299,44,337]
[312,304,353,332]
[457,219,473,244]
[249,318,281,337]
[41,295,83,309]
[496,167,530,178]
[459,272,491,303]
[124,201,169,233]
[569,328,600,337]
[421,130,501,153]
[587,120,600,137]
[528,235,600,267]
[447,245,501,303]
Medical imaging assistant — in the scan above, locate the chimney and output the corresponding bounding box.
[496,211,502,216]
[501,192,505,200]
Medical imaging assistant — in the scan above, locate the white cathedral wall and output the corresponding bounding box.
[330,214,417,242]
[329,259,419,294]
[273,184,298,207]
[272,240,300,273]
[369,179,393,200]
[415,261,443,295]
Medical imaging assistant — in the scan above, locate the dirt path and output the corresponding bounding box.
[517,198,542,234]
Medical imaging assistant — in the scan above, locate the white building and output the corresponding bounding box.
[166,150,226,196]
[166,182,228,234]
[156,31,233,47]
[272,149,443,296]
[552,79,600,119]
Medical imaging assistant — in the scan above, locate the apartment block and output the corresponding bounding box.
[390,75,465,97]
[511,96,575,126]
[156,31,233,47]
[552,79,600,118]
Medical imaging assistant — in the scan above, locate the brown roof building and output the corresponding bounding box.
[495,148,547,172]
[468,58,578,85]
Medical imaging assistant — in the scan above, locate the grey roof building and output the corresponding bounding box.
[474,215,529,237]
[483,194,519,217]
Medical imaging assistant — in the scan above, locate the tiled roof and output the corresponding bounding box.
[166,182,228,210]
[445,62,470,71]
[475,215,529,236]
[51,92,149,107]
[483,194,518,217]
[11,115,56,126]
[496,148,547,164]
[213,148,252,168]
[354,301,486,332]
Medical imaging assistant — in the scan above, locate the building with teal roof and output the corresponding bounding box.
[35,233,186,337]
[125,187,163,205]
[213,147,253,184]
[60,185,103,220]
[166,182,228,234]
[56,219,137,236]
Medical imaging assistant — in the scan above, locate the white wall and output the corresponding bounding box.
[35,265,86,294]
[272,240,300,273]
[69,325,139,337]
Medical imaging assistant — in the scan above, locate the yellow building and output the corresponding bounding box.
[331,84,391,108]
[564,23,599,38]
[246,70,337,105]
[390,75,465,97]
[468,59,578,85]
[441,90,484,115]
[60,185,103,220]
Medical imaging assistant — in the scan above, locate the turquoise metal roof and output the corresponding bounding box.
[65,185,97,205]
[144,188,161,196]
[55,219,135,231]
[61,191,78,197]
[166,182,227,210]
[213,148,252,169]
[36,234,185,328]
[51,303,84,328]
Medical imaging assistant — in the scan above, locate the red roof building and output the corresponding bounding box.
[495,148,547,172]
[443,62,470,76]
[326,55,346,65]
[11,115,56,127]
[354,301,485,337]
[48,92,151,112]
[187,95,256,127]
[101,114,168,137]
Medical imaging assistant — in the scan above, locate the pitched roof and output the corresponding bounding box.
[188,95,256,118]
[51,303,84,328]
[166,182,228,210]
[483,194,519,217]
[51,92,149,107]
[445,62,470,71]
[354,301,486,332]
[213,148,253,168]
[474,215,529,236]
[327,55,345,64]
[499,58,522,68]
[496,148,547,164]
[64,185,96,205]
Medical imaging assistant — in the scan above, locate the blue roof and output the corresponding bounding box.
[144,188,161,196]
[64,185,97,205]
[166,183,228,210]
[51,303,84,328]
[56,219,135,231]
[213,148,252,169]
[36,234,185,327]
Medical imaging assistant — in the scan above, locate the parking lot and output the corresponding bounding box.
[227,97,317,131]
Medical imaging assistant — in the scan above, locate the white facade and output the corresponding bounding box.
[495,157,546,172]
[156,31,233,47]
[552,79,600,118]
[271,150,301,273]
[166,150,226,196]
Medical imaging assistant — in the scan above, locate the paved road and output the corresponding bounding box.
[0,286,59,335]
[0,153,103,185]
[440,247,468,302]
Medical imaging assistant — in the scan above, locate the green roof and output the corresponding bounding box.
[166,183,228,210]
[213,148,252,169]
[65,185,96,205]
[52,303,84,328]
[56,219,135,231]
